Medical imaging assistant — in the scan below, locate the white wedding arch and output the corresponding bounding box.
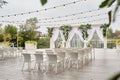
[50,24,105,48]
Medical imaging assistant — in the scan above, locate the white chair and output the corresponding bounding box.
[0,49,4,60]
[47,54,60,74]
[54,48,66,71]
[83,48,90,65]
[77,49,85,67]
[45,49,54,54]
[65,49,80,69]
[22,53,32,71]
[34,52,44,72]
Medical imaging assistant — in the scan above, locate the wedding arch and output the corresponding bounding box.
[50,24,105,48]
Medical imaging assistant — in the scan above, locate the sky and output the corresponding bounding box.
[0,0,120,34]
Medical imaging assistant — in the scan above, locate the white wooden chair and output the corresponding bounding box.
[54,48,66,71]
[0,49,4,60]
[46,54,60,74]
[34,52,44,72]
[22,53,32,71]
[65,49,80,69]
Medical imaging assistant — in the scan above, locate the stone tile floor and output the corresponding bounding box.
[0,49,120,80]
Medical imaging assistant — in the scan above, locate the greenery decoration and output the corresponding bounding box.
[100,23,109,37]
[60,25,72,41]
[47,27,54,38]
[79,24,91,40]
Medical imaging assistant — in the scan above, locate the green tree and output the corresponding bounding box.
[20,17,38,41]
[18,17,39,47]
[5,24,17,42]
[79,24,91,40]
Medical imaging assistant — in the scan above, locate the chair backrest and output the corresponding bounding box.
[22,53,31,62]
[54,48,65,60]
[34,54,43,63]
[45,49,54,54]
[65,49,78,60]
[47,54,57,64]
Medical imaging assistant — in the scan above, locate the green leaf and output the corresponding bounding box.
[108,0,115,7]
[108,11,112,25]
[113,4,119,22]
[99,0,109,8]
[40,0,47,5]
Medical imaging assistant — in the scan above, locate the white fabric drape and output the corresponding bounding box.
[95,27,104,41]
[50,26,104,48]
[87,27,104,42]
[87,28,96,42]
[66,28,84,48]
[50,28,65,48]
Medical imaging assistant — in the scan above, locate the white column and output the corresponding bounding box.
[84,40,87,48]
[104,37,107,49]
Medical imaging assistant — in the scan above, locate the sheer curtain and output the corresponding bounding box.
[50,28,65,48]
[66,28,84,48]
[50,28,59,48]
[95,27,104,41]
[87,27,104,42]
[87,28,96,42]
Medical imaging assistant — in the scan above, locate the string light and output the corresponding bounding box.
[0,0,86,18]
[0,12,108,23]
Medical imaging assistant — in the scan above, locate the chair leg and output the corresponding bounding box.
[28,62,31,71]
[77,60,79,69]
[55,64,58,74]
[22,62,25,71]
[34,63,37,69]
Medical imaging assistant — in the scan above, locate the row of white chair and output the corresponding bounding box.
[21,48,94,74]
[0,47,23,60]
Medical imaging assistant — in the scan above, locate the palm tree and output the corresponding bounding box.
[60,25,72,47]
[100,23,109,48]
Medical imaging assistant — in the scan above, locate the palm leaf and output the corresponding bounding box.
[99,0,109,8]
[108,11,112,25]
[113,4,119,21]
[40,0,47,5]
[108,0,116,7]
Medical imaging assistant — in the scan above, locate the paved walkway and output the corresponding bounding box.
[0,49,120,80]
